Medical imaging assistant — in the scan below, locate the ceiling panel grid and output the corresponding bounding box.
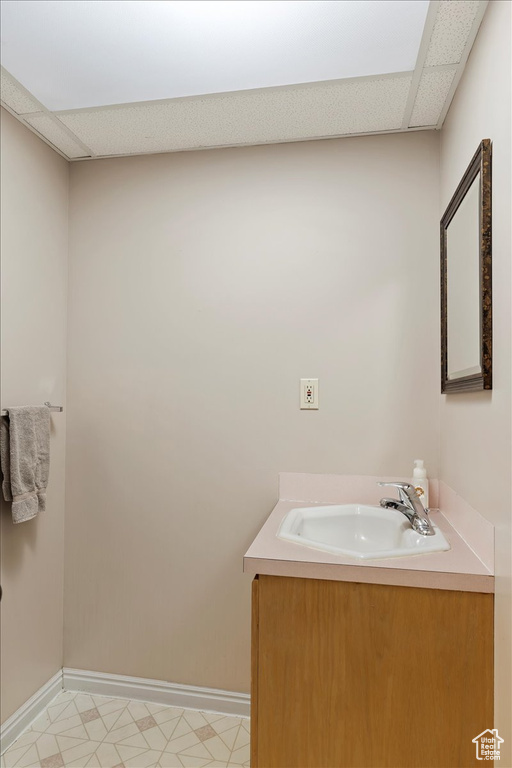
[0,0,489,160]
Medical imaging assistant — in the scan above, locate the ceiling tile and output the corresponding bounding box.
[24,113,91,158]
[424,0,481,67]
[57,75,412,157]
[0,67,41,114]
[409,68,456,127]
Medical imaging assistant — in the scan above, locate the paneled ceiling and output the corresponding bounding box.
[0,0,489,161]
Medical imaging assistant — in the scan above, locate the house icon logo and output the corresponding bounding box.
[472,729,504,760]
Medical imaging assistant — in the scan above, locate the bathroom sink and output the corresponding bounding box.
[277,504,450,560]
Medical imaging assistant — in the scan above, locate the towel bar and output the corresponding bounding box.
[1,402,63,416]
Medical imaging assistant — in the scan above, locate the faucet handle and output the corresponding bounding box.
[377,481,417,505]
[377,481,414,491]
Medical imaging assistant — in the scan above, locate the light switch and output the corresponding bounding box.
[300,378,319,409]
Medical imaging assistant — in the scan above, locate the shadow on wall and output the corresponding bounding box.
[0,499,39,579]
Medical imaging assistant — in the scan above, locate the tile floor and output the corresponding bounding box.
[1,691,250,768]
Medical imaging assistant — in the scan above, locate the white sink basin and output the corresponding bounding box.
[277,504,450,560]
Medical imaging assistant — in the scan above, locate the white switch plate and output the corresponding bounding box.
[300,378,319,410]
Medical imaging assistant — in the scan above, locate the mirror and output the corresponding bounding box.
[441,139,492,393]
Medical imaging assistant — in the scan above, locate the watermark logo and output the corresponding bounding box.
[472,729,504,761]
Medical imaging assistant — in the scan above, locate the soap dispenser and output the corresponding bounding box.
[412,459,429,508]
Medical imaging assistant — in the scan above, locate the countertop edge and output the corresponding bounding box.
[243,555,494,593]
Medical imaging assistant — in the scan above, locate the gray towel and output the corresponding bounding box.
[0,406,51,523]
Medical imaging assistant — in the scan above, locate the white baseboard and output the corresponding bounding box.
[0,670,63,754]
[63,668,250,719]
[1,667,249,755]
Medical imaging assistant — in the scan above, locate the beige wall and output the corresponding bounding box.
[65,131,440,691]
[0,109,68,721]
[439,0,511,756]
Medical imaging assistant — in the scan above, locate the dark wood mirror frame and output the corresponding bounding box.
[441,138,492,394]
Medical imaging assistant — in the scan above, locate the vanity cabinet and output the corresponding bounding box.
[251,575,493,768]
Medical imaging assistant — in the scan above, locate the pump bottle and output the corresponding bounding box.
[412,459,429,508]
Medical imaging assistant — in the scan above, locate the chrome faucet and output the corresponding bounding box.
[378,481,435,536]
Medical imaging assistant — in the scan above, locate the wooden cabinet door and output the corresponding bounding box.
[252,575,493,768]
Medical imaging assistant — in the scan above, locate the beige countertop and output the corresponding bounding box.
[243,474,494,593]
